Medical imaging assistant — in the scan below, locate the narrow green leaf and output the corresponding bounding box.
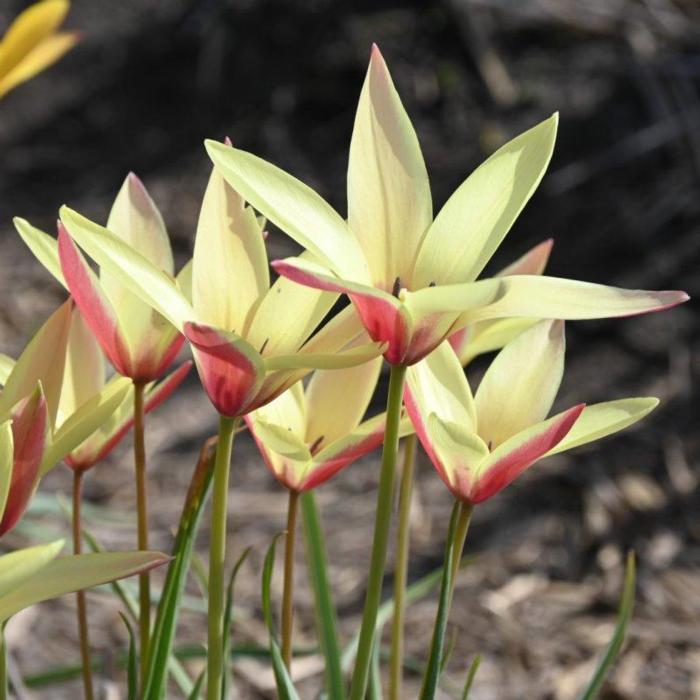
[419,503,460,700]
[143,437,217,700]
[221,547,251,700]
[186,670,206,700]
[577,552,636,700]
[461,655,481,700]
[262,534,302,700]
[368,642,383,700]
[120,613,138,700]
[300,491,345,699]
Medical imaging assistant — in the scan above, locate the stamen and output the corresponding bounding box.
[309,435,324,454]
[392,276,402,298]
[260,338,269,354]
[487,440,493,451]
[428,281,436,287]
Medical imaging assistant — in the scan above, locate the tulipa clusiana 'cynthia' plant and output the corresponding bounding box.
[0,29,691,700]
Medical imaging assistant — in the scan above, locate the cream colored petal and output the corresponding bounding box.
[193,162,268,330]
[348,45,432,287]
[253,381,306,441]
[14,217,67,288]
[475,319,565,448]
[413,114,558,287]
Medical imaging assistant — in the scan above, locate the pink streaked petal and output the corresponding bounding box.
[447,326,470,358]
[403,384,451,489]
[243,415,298,490]
[471,404,584,504]
[298,418,387,492]
[185,322,263,417]
[0,390,48,535]
[496,239,553,277]
[273,257,412,364]
[58,223,131,376]
[140,331,186,382]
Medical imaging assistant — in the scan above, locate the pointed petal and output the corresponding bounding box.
[0,31,78,99]
[475,320,565,448]
[414,114,558,287]
[184,322,264,417]
[14,217,67,288]
[193,160,269,330]
[0,540,64,599]
[0,0,71,97]
[0,385,49,535]
[304,356,382,448]
[0,355,15,386]
[0,421,13,527]
[272,256,411,364]
[252,381,306,440]
[496,239,553,277]
[247,256,337,357]
[205,140,368,280]
[348,44,431,287]
[176,259,193,302]
[0,550,170,624]
[545,398,658,456]
[472,404,584,503]
[462,275,690,323]
[0,300,72,426]
[57,223,131,375]
[42,376,132,475]
[59,207,193,331]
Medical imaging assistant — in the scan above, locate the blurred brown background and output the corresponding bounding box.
[0,1,698,698]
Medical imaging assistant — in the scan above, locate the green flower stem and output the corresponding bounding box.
[132,380,150,682]
[389,433,417,700]
[72,470,95,700]
[207,415,238,700]
[281,489,300,669]
[449,501,474,600]
[348,363,407,700]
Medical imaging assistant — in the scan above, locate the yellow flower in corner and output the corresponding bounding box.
[0,0,79,100]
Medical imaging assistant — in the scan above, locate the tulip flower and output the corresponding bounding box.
[16,183,189,676]
[204,48,686,697]
[0,300,131,536]
[405,320,658,505]
[55,158,383,699]
[0,0,79,100]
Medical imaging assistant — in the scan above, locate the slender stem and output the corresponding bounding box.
[207,415,238,700]
[132,380,150,683]
[348,363,407,700]
[73,470,95,700]
[389,433,417,700]
[449,501,474,601]
[281,489,300,669]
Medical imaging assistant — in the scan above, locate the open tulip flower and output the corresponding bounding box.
[0,301,132,535]
[55,306,191,472]
[16,173,186,382]
[56,156,385,419]
[206,46,688,368]
[247,354,413,492]
[0,0,79,100]
[405,319,658,504]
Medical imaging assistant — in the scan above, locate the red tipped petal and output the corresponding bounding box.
[471,404,584,503]
[0,391,48,535]
[184,322,263,417]
[58,223,130,376]
[496,239,553,277]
